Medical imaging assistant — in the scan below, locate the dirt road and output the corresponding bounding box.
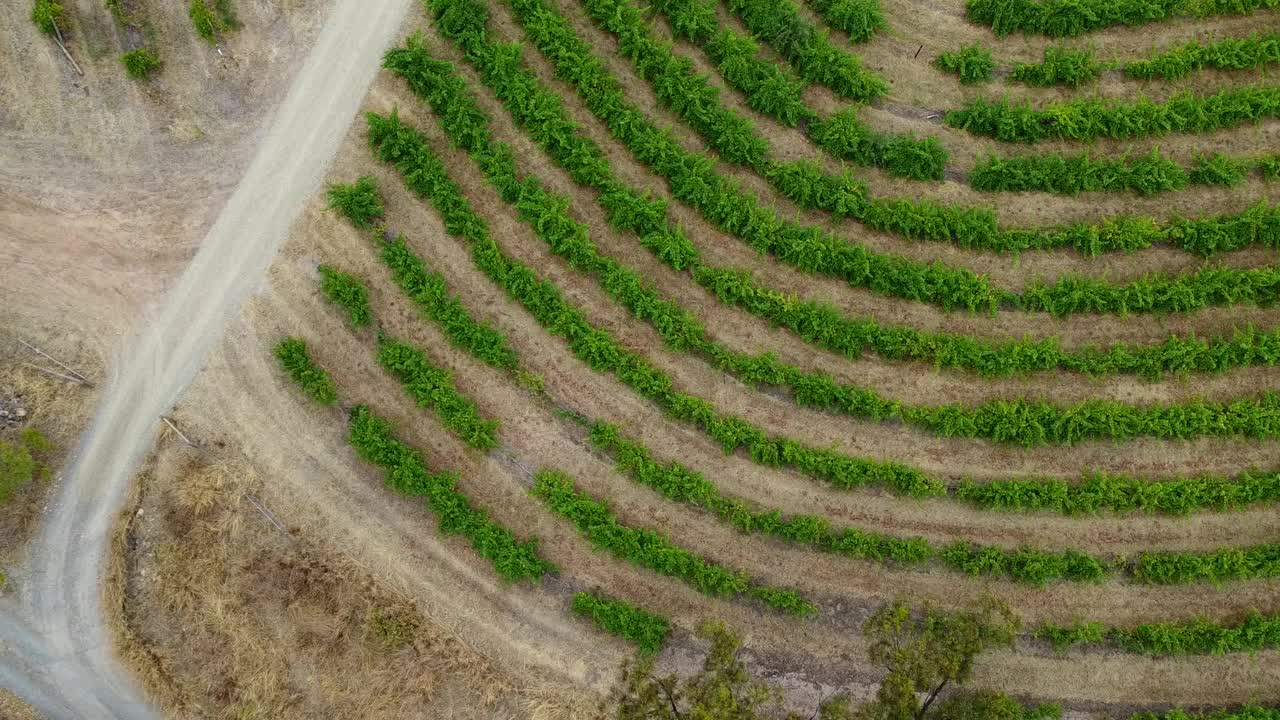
[0,0,412,715]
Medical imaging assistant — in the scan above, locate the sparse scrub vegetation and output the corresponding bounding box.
[31,0,64,35]
[0,429,50,505]
[120,48,161,79]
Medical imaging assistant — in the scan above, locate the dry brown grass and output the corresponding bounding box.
[0,689,41,720]
[107,438,596,720]
[0,330,100,564]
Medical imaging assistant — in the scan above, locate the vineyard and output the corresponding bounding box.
[262,0,1280,714]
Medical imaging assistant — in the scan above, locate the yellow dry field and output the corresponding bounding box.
[5,0,1280,716]
[0,688,42,720]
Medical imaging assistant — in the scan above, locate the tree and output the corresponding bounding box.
[611,600,1035,720]
[615,621,799,720]
[857,599,1019,720]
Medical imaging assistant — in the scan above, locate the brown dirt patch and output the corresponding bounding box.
[106,436,595,720]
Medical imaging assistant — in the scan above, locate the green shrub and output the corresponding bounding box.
[348,406,553,582]
[947,86,1280,143]
[120,48,161,79]
[189,0,224,43]
[273,337,337,404]
[805,0,885,43]
[1125,32,1280,80]
[533,470,816,615]
[105,0,127,22]
[367,608,418,650]
[326,176,384,229]
[571,591,671,654]
[31,0,64,34]
[965,0,1279,37]
[935,44,994,83]
[0,429,49,504]
[1011,45,1101,87]
[317,264,372,326]
[1189,153,1249,187]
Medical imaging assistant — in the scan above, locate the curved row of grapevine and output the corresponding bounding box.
[273,338,338,404]
[587,420,1111,585]
[941,33,1280,87]
[512,0,1280,307]
[965,0,1280,37]
[272,339,554,582]
[571,590,671,654]
[363,110,1280,515]
[534,469,818,615]
[803,0,885,43]
[375,337,502,450]
[720,0,887,99]
[1036,610,1280,655]
[651,0,946,180]
[947,86,1280,143]
[1126,32,1280,80]
[318,265,373,326]
[971,151,1279,196]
